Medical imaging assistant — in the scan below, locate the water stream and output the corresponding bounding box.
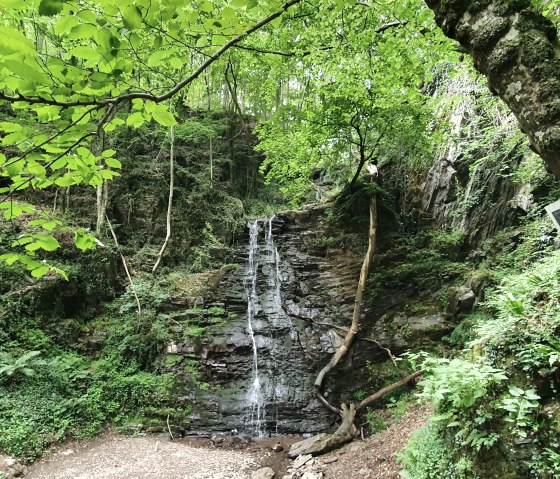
[243,216,292,436]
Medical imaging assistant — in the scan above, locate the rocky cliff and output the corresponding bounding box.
[160,205,453,435]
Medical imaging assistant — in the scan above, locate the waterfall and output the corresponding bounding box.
[243,216,291,436]
[244,219,265,436]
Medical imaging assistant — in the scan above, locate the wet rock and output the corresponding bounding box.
[272,443,284,452]
[252,466,275,479]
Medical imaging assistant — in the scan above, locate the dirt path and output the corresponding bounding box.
[21,405,429,479]
[26,434,269,479]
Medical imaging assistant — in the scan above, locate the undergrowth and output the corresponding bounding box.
[400,234,560,478]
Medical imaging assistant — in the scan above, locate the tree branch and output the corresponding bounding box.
[356,370,423,411]
[0,0,302,109]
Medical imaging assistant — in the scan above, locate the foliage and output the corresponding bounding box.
[399,424,478,479]
[0,353,177,461]
[419,357,507,451]
[0,351,46,383]
[255,0,451,206]
[403,244,560,478]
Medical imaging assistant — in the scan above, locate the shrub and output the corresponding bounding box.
[399,425,478,479]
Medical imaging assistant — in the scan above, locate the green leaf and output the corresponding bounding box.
[122,5,143,29]
[27,161,47,178]
[105,158,122,169]
[69,23,98,40]
[0,122,22,133]
[54,16,80,35]
[147,50,171,67]
[75,229,97,251]
[50,157,68,170]
[38,0,64,16]
[3,204,23,220]
[55,174,78,187]
[69,46,101,61]
[0,26,35,55]
[200,1,213,12]
[26,234,60,252]
[126,111,146,128]
[102,149,117,158]
[152,107,176,127]
[31,265,50,278]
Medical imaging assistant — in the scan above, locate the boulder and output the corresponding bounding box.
[448,285,476,316]
[252,467,275,479]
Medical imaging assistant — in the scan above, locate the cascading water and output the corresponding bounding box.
[244,219,265,435]
[243,216,293,436]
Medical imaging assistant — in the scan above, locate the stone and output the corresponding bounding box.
[323,457,338,464]
[252,467,275,479]
[288,434,353,458]
[301,473,323,479]
[3,458,17,468]
[272,443,284,452]
[2,456,27,478]
[292,454,313,469]
[448,285,477,316]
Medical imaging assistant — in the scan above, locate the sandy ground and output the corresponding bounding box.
[26,434,268,479]
[22,405,429,479]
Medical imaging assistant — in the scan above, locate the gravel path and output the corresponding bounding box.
[26,435,265,479]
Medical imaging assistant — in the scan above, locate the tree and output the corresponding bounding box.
[0,0,302,277]
[424,0,560,179]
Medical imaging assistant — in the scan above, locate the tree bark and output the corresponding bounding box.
[152,125,175,274]
[424,0,560,179]
[314,166,378,394]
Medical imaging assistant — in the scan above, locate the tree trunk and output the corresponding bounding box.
[424,0,560,179]
[152,125,175,274]
[95,180,108,237]
[334,403,358,437]
[314,166,378,393]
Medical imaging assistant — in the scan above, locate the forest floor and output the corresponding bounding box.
[22,405,429,479]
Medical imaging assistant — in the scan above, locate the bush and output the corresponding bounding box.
[399,425,478,479]
[0,354,178,461]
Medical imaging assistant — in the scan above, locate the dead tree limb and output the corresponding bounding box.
[106,214,142,315]
[152,125,175,274]
[314,165,378,394]
[356,370,424,411]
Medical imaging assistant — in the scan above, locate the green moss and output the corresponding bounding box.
[164,354,183,368]
[471,18,510,50]
[486,42,518,73]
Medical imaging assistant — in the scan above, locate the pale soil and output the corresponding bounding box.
[23,405,429,479]
[26,434,268,479]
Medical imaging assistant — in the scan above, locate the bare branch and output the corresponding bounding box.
[356,370,423,411]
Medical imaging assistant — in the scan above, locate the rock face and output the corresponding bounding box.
[174,206,362,435]
[165,205,453,436]
[422,73,532,245]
